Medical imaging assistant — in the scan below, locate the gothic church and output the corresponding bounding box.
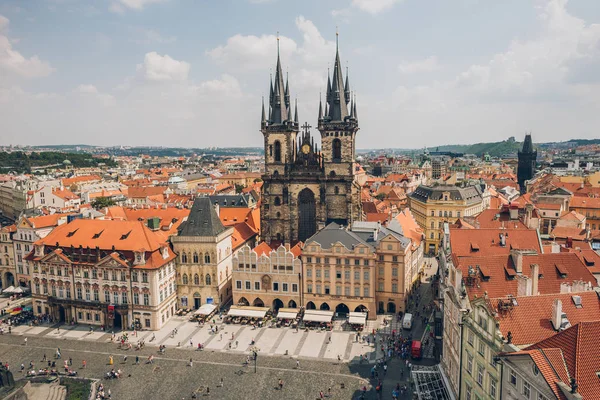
[260,38,362,243]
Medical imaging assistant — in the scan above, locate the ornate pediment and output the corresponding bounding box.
[97,252,130,268]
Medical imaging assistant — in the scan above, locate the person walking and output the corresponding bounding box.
[188,358,193,367]
[24,337,27,346]
[109,356,113,365]
[218,378,223,388]
[82,360,86,369]
[42,354,46,362]
[278,379,283,390]
[296,360,300,369]
[135,355,139,365]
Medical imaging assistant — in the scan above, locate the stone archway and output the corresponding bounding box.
[387,302,396,314]
[319,302,330,311]
[3,272,14,288]
[288,300,297,308]
[306,301,316,310]
[335,303,350,316]
[272,298,284,311]
[354,305,368,313]
[238,297,250,306]
[253,298,265,307]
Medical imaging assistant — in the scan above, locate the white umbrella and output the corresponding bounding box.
[12,287,24,294]
[3,286,15,294]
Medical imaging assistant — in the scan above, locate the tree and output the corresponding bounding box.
[375,193,386,201]
[91,197,115,209]
[235,184,245,194]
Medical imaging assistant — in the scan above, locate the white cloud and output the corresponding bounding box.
[0,15,54,79]
[207,33,297,71]
[74,84,98,94]
[398,56,440,74]
[138,52,190,82]
[196,74,243,98]
[351,0,403,15]
[109,0,168,13]
[131,27,176,44]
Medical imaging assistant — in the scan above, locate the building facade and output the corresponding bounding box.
[27,218,178,330]
[260,41,362,243]
[172,197,234,309]
[0,225,16,289]
[408,185,487,254]
[231,242,302,309]
[517,134,537,194]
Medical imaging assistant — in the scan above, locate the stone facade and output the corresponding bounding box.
[260,44,361,244]
[0,226,16,290]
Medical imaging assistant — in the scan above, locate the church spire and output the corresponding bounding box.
[318,93,323,120]
[326,30,350,122]
[268,33,289,124]
[521,133,534,153]
[353,93,358,120]
[261,96,266,124]
[344,66,350,103]
[294,98,298,123]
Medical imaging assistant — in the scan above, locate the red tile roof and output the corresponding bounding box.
[570,196,600,209]
[450,228,541,258]
[490,291,600,347]
[474,209,528,229]
[526,321,600,400]
[128,186,167,199]
[61,175,101,187]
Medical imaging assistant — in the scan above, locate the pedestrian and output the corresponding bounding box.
[69,357,72,366]
[109,356,113,365]
[220,333,223,341]
[82,360,86,369]
[20,363,24,373]
[135,355,139,365]
[218,378,223,387]
[190,339,193,347]
[42,354,46,362]
[123,355,128,363]
[278,379,283,390]
[188,358,193,367]
[24,337,27,346]
[206,387,210,395]
[296,360,300,369]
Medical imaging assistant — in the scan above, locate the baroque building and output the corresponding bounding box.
[517,134,537,193]
[260,38,362,243]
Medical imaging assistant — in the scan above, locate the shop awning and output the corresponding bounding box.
[195,304,217,316]
[348,312,367,325]
[2,286,15,294]
[303,310,334,323]
[227,306,269,319]
[276,308,299,319]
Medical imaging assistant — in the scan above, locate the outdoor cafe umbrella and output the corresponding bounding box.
[2,286,15,294]
[12,287,24,294]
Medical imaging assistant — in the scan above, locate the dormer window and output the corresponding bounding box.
[162,247,169,259]
[134,251,145,266]
[35,245,44,257]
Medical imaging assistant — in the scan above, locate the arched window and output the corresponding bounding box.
[182,274,188,284]
[449,211,453,218]
[205,274,211,285]
[334,186,339,195]
[181,253,187,263]
[431,221,434,229]
[274,196,281,206]
[204,253,211,263]
[276,212,281,218]
[276,233,282,241]
[194,274,200,285]
[274,141,281,162]
[329,171,336,178]
[332,138,342,162]
[444,211,448,218]
[430,232,434,239]
[193,252,199,263]
[269,145,273,157]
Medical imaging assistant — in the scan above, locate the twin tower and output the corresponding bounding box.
[260,36,362,244]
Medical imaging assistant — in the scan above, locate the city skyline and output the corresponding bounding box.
[1,0,599,148]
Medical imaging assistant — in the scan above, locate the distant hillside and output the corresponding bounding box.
[431,139,522,157]
[0,151,116,174]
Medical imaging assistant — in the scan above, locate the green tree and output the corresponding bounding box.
[91,197,116,209]
[235,184,245,194]
[375,193,386,201]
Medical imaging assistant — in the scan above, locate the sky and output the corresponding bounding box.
[0,0,599,149]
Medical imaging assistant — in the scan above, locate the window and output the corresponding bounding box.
[292,284,298,292]
[465,385,472,400]
[509,368,517,386]
[344,270,350,280]
[85,288,91,301]
[489,376,497,398]
[335,286,341,295]
[306,268,312,278]
[113,292,119,304]
[181,252,187,263]
[273,282,279,291]
[345,287,350,296]
[332,138,342,161]
[325,286,330,294]
[274,140,282,162]
[523,381,531,398]
[363,287,369,297]
[467,330,474,345]
[103,270,109,280]
[354,271,360,280]
[316,269,321,278]
[92,269,97,279]
[477,364,484,386]
[143,293,150,306]
[121,271,126,281]
[392,255,398,262]
[204,254,211,263]
[142,272,148,283]
[378,266,384,276]
[538,394,547,400]
[145,319,151,328]
[193,274,199,285]
[392,283,398,293]
[76,287,82,300]
[182,274,188,284]
[354,287,360,297]
[307,284,313,293]
[245,281,251,290]
[205,274,211,285]
[133,293,139,305]
[254,281,260,291]
[392,267,398,277]
[336,271,342,279]
[315,284,320,294]
[363,259,369,266]
[378,282,384,291]
[122,292,128,304]
[363,271,369,281]
[379,255,384,262]
[236,280,242,289]
[104,291,110,302]
[324,269,330,278]
[478,341,485,357]
[467,354,473,375]
[282,283,288,292]
[354,259,360,265]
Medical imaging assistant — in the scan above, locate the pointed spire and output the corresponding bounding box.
[261,96,266,123]
[318,92,323,120]
[284,70,290,107]
[344,66,350,103]
[327,30,349,121]
[349,91,354,119]
[353,93,358,120]
[521,133,534,153]
[294,98,298,123]
[268,33,288,124]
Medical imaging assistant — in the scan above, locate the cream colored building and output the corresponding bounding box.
[408,184,488,254]
[231,242,302,309]
[27,218,178,331]
[172,197,233,310]
[0,225,16,289]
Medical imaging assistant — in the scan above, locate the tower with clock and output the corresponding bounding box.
[260,35,362,244]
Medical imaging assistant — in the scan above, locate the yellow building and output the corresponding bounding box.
[231,242,302,309]
[408,185,487,254]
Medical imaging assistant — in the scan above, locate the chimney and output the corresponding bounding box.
[500,233,506,247]
[531,264,539,296]
[509,206,518,220]
[517,275,532,296]
[455,268,463,291]
[511,250,523,274]
[552,299,562,330]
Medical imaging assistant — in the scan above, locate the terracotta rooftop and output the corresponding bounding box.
[570,196,600,209]
[450,228,541,258]
[473,209,528,229]
[525,321,600,400]
[490,291,600,347]
[61,175,101,187]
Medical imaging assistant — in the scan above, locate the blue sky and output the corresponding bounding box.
[1,0,599,148]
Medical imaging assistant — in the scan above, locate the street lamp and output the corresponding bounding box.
[249,345,260,373]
